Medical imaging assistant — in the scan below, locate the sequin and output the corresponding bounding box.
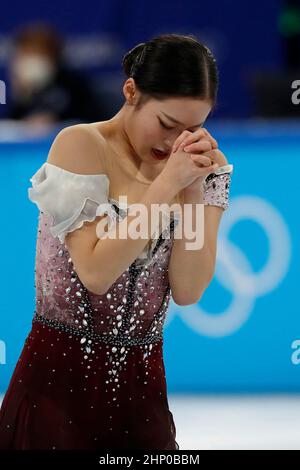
[3,177,226,449]
[203,172,232,211]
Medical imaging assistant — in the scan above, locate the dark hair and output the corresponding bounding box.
[122,33,219,111]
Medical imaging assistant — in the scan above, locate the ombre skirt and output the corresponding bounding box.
[0,321,179,450]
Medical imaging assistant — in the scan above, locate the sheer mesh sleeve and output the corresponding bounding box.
[28,162,117,244]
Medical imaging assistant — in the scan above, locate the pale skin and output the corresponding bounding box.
[168,128,228,303]
[47,78,229,305]
[120,79,229,303]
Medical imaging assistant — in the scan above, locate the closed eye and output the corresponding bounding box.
[158,117,203,132]
[158,118,174,130]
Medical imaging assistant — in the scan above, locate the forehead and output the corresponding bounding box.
[147,96,212,123]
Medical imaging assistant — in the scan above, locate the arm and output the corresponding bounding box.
[168,185,223,306]
[168,128,230,306]
[47,125,178,295]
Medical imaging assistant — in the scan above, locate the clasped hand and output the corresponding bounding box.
[172,127,228,194]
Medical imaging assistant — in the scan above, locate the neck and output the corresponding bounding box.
[104,106,163,183]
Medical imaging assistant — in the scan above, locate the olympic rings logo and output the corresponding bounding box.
[167,195,292,337]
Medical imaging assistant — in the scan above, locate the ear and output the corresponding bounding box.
[123,78,139,105]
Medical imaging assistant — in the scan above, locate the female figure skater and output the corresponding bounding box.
[0,33,233,450]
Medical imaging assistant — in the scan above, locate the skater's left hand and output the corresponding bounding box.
[172,128,228,195]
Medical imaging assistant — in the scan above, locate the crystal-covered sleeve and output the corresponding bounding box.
[202,164,233,211]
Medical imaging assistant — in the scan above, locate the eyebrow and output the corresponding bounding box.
[161,111,203,128]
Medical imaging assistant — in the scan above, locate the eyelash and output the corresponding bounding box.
[158,118,203,131]
[159,119,174,130]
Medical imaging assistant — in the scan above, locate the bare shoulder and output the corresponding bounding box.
[47,123,108,175]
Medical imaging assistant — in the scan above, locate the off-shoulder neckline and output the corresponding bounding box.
[44,161,109,179]
[43,161,180,215]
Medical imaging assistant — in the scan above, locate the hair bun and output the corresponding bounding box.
[122,42,147,77]
[120,34,218,106]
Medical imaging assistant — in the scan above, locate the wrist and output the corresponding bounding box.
[182,185,205,203]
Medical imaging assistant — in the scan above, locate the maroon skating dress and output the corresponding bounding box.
[0,162,180,450]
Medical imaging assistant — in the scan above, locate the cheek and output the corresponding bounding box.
[132,115,163,151]
[142,124,162,146]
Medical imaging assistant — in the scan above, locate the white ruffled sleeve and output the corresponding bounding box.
[28,162,117,244]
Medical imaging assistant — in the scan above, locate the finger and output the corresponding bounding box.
[201,149,227,167]
[176,129,207,150]
[184,140,213,153]
[179,129,217,153]
[195,162,219,176]
[190,154,213,167]
[201,128,218,149]
[172,131,192,153]
[173,128,218,153]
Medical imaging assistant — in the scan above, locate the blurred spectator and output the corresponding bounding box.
[6,23,105,125]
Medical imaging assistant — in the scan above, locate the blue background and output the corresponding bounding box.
[1,120,299,394]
